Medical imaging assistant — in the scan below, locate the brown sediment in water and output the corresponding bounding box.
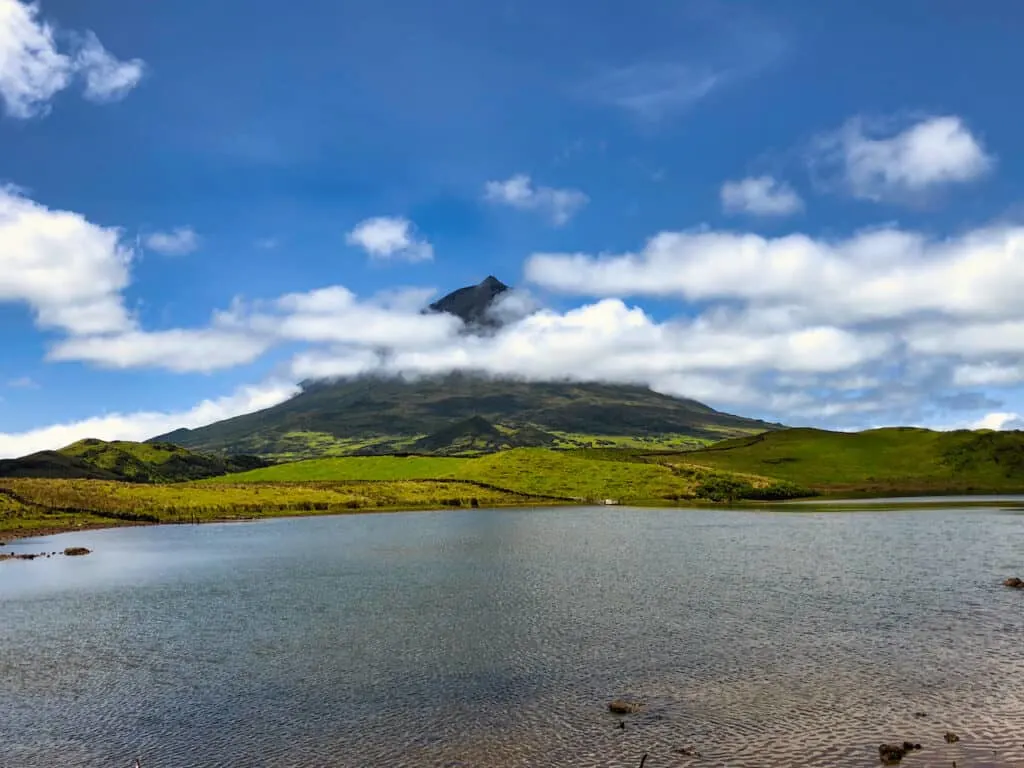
[0,520,152,544]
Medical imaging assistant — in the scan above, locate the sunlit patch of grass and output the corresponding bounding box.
[678,427,1024,495]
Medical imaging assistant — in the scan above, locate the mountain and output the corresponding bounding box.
[150,277,783,458]
[426,275,509,326]
[0,439,269,482]
[151,375,781,459]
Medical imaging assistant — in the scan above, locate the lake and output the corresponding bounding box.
[2,505,1023,767]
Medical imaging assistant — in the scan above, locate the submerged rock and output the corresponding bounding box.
[63,547,91,557]
[878,742,921,764]
[608,699,644,715]
[1004,577,1023,589]
[944,731,960,743]
[0,552,42,562]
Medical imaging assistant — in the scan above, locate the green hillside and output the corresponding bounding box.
[212,448,805,503]
[150,374,780,459]
[0,439,268,483]
[677,427,1024,495]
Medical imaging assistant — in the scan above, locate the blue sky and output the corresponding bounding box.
[2,0,1024,455]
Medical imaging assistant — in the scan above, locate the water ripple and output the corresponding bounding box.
[1,507,1023,767]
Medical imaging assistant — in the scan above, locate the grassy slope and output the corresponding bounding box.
[211,448,794,503]
[0,478,548,540]
[52,439,265,483]
[678,427,1024,494]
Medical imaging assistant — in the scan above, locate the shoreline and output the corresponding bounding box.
[6,491,1024,544]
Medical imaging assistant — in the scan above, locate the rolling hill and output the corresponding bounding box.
[149,276,782,459]
[678,427,1024,495]
[0,439,268,483]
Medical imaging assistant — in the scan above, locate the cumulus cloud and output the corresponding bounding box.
[7,178,1024,437]
[484,174,589,226]
[525,225,1024,325]
[812,115,993,201]
[346,216,433,262]
[144,226,200,256]
[0,185,133,335]
[0,0,144,118]
[288,300,890,385]
[721,176,803,216]
[0,379,298,458]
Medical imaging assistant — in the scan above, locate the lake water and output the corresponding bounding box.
[2,505,1024,768]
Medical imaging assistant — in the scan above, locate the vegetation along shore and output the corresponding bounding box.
[3,426,1024,542]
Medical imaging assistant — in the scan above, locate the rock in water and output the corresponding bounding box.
[1004,577,1023,589]
[879,744,907,764]
[944,731,960,743]
[63,547,91,556]
[608,699,644,714]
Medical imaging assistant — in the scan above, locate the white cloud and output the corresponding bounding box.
[484,174,589,226]
[813,115,993,201]
[0,0,70,117]
[0,185,133,335]
[73,30,144,103]
[970,412,1024,431]
[721,176,803,216]
[48,328,273,373]
[144,226,200,256]
[0,379,299,458]
[0,0,143,118]
[286,300,891,405]
[345,216,433,262]
[525,225,1024,325]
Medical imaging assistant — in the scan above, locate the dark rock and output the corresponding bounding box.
[879,744,907,764]
[63,547,91,556]
[0,552,44,562]
[608,699,644,715]
[913,711,928,718]
[617,720,625,730]
[944,732,960,743]
[1004,577,1023,589]
[902,742,922,752]
[674,746,703,757]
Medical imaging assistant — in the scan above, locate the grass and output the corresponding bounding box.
[677,427,1024,495]
[210,448,803,504]
[0,477,553,540]
[549,432,715,451]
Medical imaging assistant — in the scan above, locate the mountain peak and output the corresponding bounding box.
[427,276,510,326]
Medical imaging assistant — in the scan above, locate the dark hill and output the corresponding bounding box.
[0,450,122,480]
[0,439,269,483]
[150,374,782,458]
